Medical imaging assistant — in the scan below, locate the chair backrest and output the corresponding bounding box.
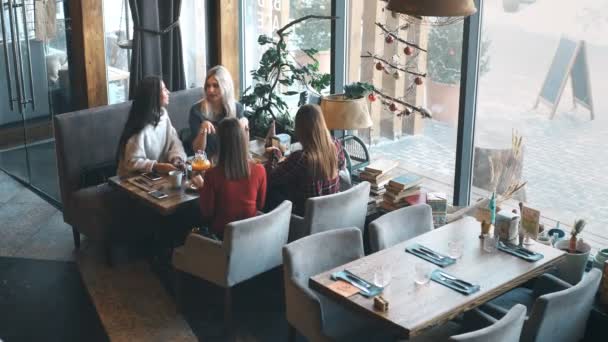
[524,268,602,342]
[303,181,371,236]
[54,88,201,222]
[450,304,526,342]
[282,227,364,340]
[368,204,434,253]
[223,200,292,286]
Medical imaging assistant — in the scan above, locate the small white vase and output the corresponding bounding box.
[554,239,591,285]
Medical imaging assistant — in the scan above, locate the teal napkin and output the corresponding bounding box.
[405,243,456,267]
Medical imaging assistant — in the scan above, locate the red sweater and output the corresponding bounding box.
[198,162,267,236]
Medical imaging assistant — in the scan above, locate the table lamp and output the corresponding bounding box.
[320,94,372,132]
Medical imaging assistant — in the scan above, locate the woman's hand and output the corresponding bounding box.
[171,157,185,170]
[191,175,204,189]
[154,162,177,174]
[199,121,216,135]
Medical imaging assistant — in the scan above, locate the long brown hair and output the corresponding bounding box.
[295,104,338,180]
[217,117,250,180]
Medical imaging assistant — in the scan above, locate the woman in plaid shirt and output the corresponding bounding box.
[265,104,345,216]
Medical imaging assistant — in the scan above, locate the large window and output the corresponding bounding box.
[345,2,465,202]
[473,0,608,252]
[103,0,208,104]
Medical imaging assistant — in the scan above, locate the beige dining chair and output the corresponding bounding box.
[282,227,391,342]
[172,200,292,328]
[479,268,602,342]
[289,181,371,242]
[368,204,434,253]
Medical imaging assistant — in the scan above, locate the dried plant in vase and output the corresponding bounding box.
[569,219,587,253]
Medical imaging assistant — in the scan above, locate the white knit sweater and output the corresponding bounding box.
[117,109,186,177]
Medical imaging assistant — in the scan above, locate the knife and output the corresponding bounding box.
[343,270,372,288]
[342,274,372,294]
[415,248,444,262]
[438,271,474,288]
[419,246,446,260]
[501,242,535,256]
[437,274,469,290]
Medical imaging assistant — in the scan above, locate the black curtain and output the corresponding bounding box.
[128,0,185,99]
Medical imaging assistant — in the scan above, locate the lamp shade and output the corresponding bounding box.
[320,94,372,130]
[387,0,477,17]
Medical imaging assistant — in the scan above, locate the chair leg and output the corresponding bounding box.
[72,227,80,249]
[224,287,233,335]
[104,241,113,267]
[287,323,296,342]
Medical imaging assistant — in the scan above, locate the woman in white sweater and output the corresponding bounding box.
[117,76,186,177]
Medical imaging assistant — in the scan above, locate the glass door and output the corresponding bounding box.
[0,0,73,203]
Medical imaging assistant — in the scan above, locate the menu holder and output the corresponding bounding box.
[405,243,456,267]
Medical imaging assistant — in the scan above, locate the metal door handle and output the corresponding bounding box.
[0,0,16,111]
[6,0,24,114]
[18,0,34,110]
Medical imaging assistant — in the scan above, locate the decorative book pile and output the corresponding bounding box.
[358,159,399,196]
[427,192,448,228]
[380,173,424,212]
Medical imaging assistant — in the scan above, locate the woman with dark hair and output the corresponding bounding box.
[265,104,345,215]
[189,65,248,161]
[191,117,266,239]
[117,76,186,177]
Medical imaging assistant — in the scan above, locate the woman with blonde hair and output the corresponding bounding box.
[265,104,345,215]
[191,117,266,239]
[189,65,248,159]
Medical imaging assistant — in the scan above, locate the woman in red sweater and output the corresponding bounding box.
[191,117,266,239]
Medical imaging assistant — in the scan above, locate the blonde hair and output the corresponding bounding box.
[217,117,250,180]
[295,104,338,180]
[202,65,237,119]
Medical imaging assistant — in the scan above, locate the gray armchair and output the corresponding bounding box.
[480,269,602,342]
[289,181,371,242]
[448,304,526,342]
[368,204,434,253]
[172,200,292,326]
[282,227,387,342]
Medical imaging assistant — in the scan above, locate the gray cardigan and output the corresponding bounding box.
[189,100,244,156]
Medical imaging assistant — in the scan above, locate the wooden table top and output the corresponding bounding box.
[109,175,199,216]
[309,217,566,339]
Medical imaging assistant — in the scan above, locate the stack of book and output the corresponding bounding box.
[427,192,448,228]
[380,173,424,212]
[358,159,399,196]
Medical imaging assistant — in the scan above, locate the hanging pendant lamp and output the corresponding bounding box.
[386,0,477,17]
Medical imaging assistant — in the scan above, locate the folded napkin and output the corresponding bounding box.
[498,241,544,262]
[405,243,456,267]
[431,269,480,295]
[331,270,383,298]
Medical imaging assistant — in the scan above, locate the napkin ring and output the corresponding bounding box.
[374,295,389,312]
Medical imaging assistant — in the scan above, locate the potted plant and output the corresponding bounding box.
[240,15,333,138]
[555,219,591,285]
[426,23,490,126]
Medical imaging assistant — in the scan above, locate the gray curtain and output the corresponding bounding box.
[128,0,185,98]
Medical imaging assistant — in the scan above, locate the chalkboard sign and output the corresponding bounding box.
[535,37,594,120]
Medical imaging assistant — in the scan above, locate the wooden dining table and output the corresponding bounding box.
[108,175,199,216]
[309,217,566,339]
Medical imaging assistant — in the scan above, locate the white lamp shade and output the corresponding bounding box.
[320,94,373,130]
[387,0,477,17]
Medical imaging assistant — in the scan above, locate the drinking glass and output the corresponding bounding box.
[373,263,392,288]
[414,262,432,285]
[483,234,498,253]
[448,239,464,259]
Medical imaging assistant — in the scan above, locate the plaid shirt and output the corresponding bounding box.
[265,139,345,216]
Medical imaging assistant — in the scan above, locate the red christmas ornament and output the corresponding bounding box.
[385,35,394,44]
[375,62,384,71]
[393,71,400,80]
[389,103,398,112]
[414,77,423,86]
[404,46,413,56]
[368,93,377,102]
